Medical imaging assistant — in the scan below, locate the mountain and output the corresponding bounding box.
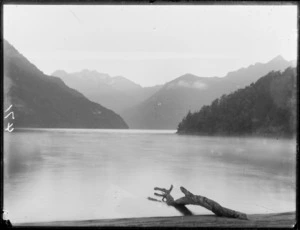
[52,69,141,93]
[52,70,162,113]
[177,67,296,137]
[224,55,295,90]
[3,40,128,129]
[122,56,294,129]
[121,74,229,129]
[109,75,141,92]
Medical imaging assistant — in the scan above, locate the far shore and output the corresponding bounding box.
[15,212,295,228]
[176,130,296,139]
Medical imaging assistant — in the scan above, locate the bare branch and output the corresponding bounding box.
[148,185,248,220]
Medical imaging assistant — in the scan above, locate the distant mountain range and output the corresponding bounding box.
[52,70,162,113]
[5,39,295,130]
[4,40,128,129]
[177,67,297,137]
[121,56,295,129]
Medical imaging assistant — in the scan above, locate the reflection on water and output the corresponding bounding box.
[4,129,296,223]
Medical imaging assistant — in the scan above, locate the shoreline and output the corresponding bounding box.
[176,130,296,140]
[15,212,296,228]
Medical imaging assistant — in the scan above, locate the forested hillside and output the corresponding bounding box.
[177,67,297,137]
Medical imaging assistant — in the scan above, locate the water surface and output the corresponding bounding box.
[4,129,296,223]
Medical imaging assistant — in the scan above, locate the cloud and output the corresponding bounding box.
[168,80,207,90]
[192,81,207,89]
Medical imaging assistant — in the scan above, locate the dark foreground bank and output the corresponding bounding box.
[16,212,295,228]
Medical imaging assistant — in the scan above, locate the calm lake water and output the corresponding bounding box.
[4,129,296,224]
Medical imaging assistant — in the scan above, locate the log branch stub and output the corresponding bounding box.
[154,185,175,205]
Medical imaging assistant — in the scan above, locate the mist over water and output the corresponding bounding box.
[4,129,296,224]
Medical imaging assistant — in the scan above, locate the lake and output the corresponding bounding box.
[3,129,296,224]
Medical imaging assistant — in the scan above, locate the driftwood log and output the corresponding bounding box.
[148,185,248,220]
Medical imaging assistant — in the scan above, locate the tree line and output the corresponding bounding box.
[177,67,296,137]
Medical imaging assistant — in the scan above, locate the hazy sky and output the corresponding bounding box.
[4,5,297,86]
